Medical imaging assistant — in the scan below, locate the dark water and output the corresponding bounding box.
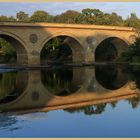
[0,65,140,137]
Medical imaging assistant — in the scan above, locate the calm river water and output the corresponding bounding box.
[0,65,140,137]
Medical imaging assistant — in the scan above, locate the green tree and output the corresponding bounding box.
[16,11,29,22]
[0,38,16,63]
[75,8,124,26]
[30,10,53,22]
[82,8,103,17]
[41,36,72,63]
[8,16,16,21]
[54,10,80,23]
[103,12,124,26]
[125,13,140,29]
[0,16,16,22]
[75,8,103,24]
[117,38,140,63]
[0,16,10,21]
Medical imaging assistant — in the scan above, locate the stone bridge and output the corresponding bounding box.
[0,22,138,65]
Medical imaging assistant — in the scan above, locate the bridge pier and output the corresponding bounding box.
[64,37,86,64]
[17,54,28,65]
[84,49,95,64]
[27,53,40,65]
[83,39,96,64]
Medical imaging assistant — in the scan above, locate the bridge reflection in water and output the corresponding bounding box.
[0,66,140,115]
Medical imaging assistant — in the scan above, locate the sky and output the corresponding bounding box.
[0,2,140,19]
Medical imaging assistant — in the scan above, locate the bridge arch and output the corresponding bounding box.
[40,32,85,64]
[95,36,129,62]
[0,31,28,64]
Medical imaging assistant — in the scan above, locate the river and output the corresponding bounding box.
[0,65,140,137]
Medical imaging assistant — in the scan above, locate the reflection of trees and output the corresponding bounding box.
[127,96,140,109]
[110,65,140,109]
[109,101,118,108]
[0,72,17,102]
[95,65,128,90]
[41,69,75,96]
[64,96,140,116]
[64,103,107,115]
[117,38,140,63]
[96,65,117,90]
[124,65,140,89]
[0,71,27,104]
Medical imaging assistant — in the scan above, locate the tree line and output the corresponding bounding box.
[0,8,140,29]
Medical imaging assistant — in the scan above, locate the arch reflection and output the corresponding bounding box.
[41,68,84,96]
[95,65,128,90]
[0,71,28,104]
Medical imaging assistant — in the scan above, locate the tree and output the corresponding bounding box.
[16,11,29,22]
[76,9,124,26]
[0,16,9,21]
[125,13,140,29]
[117,38,140,63]
[0,38,16,63]
[0,16,16,22]
[104,12,124,26]
[54,10,80,23]
[82,8,103,17]
[75,8,104,24]
[41,36,72,63]
[0,16,13,21]
[8,16,16,22]
[30,10,53,22]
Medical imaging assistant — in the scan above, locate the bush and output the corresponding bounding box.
[117,38,140,63]
[0,38,16,63]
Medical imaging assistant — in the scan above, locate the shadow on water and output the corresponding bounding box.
[0,65,140,129]
[95,65,128,90]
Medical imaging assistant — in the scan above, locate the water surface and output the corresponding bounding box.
[0,65,140,137]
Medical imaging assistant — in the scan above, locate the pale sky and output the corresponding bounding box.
[0,2,140,19]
